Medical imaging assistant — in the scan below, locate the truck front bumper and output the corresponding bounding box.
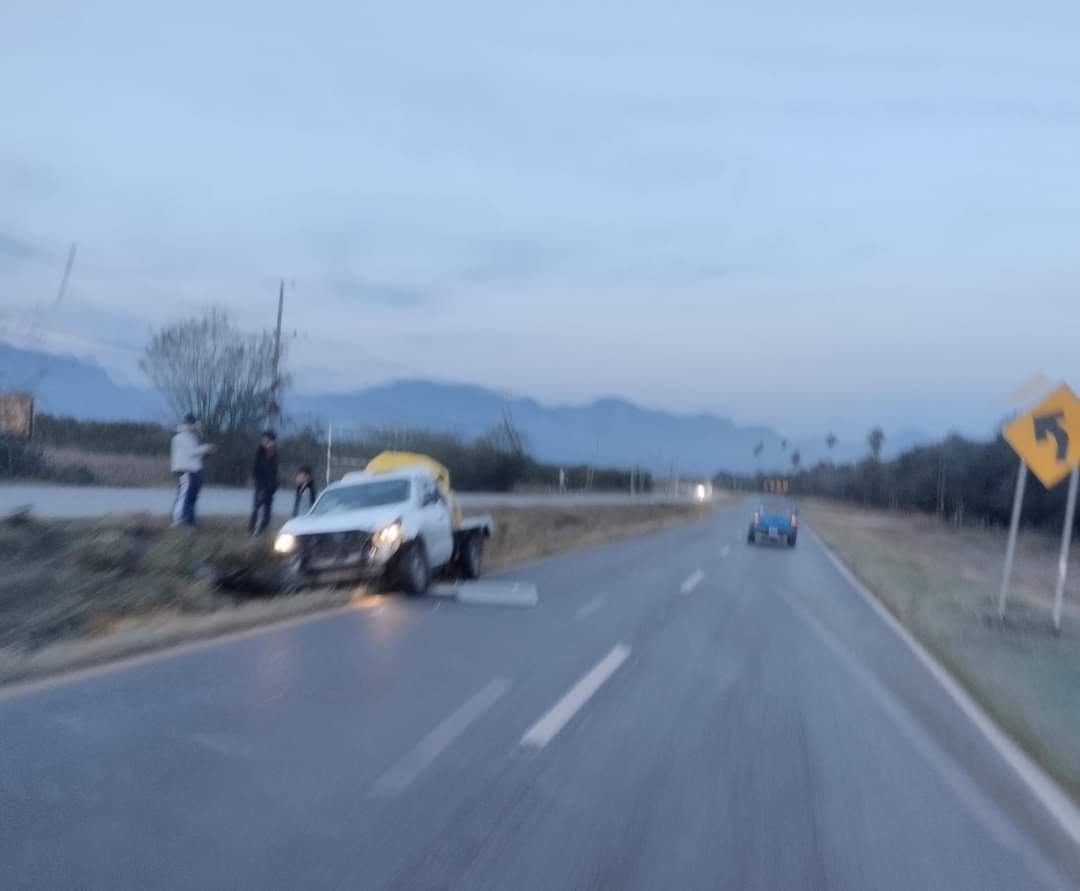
[293,531,401,582]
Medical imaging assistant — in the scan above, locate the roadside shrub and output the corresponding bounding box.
[46,463,97,485]
[724,433,1079,533]
[0,435,46,479]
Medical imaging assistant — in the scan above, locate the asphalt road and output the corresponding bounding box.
[0,483,695,518]
[1,507,1075,889]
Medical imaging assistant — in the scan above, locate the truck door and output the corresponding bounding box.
[417,476,454,567]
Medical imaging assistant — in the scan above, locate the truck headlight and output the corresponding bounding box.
[374,522,402,547]
[274,533,297,554]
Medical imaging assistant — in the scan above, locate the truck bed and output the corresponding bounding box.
[455,514,494,537]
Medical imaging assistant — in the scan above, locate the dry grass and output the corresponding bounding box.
[0,501,710,686]
[483,502,716,571]
[44,447,172,486]
[807,499,1080,800]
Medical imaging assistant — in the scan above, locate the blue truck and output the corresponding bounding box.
[747,498,798,547]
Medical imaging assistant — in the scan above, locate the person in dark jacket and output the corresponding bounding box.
[292,465,318,517]
[249,430,279,535]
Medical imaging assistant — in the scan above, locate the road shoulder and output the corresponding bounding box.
[804,509,1080,883]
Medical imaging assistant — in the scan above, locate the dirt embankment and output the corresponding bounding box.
[0,501,712,686]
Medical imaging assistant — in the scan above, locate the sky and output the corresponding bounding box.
[2,0,1079,441]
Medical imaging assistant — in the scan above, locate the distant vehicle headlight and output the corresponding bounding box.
[273,533,297,554]
[375,521,402,547]
[695,484,707,501]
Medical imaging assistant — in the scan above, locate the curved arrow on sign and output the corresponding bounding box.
[1034,411,1069,461]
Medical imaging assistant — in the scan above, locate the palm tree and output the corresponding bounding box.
[753,441,764,458]
[791,450,801,472]
[867,427,885,461]
[825,432,837,452]
[780,438,788,452]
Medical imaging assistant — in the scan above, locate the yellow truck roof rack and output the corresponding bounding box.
[365,451,452,491]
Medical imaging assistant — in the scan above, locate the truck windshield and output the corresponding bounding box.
[311,480,411,514]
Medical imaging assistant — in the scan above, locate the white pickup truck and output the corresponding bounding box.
[273,461,493,594]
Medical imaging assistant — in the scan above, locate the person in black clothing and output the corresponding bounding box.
[293,465,318,517]
[250,430,279,535]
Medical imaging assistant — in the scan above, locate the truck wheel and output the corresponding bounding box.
[279,559,308,594]
[787,533,797,547]
[398,542,430,595]
[459,533,483,580]
[747,529,756,545]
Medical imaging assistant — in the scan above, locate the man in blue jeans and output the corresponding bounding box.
[170,414,215,527]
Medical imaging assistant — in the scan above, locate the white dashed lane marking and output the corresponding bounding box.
[680,569,705,594]
[520,644,631,748]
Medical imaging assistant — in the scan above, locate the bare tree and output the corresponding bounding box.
[141,309,289,482]
[867,426,885,461]
[753,441,764,458]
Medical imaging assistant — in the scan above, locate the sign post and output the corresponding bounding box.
[998,460,1027,617]
[1001,383,1080,623]
[0,393,34,438]
[1053,466,1079,631]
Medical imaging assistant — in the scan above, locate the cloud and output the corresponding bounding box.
[0,231,50,265]
[326,274,431,308]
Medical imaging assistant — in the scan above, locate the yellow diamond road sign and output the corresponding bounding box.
[1002,384,1080,489]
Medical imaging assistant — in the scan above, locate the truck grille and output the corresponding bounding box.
[299,531,374,569]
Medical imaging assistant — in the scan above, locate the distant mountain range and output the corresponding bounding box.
[0,341,932,474]
[0,341,164,422]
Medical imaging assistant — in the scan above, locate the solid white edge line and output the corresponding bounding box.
[372,677,512,797]
[680,569,706,594]
[784,593,1063,887]
[806,525,1080,848]
[520,643,631,748]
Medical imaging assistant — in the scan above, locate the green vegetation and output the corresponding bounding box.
[0,434,47,479]
[33,415,171,455]
[726,433,1075,533]
[285,421,651,493]
[15,413,649,493]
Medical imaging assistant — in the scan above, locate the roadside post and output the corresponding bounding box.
[1053,466,1080,630]
[1000,384,1080,628]
[998,461,1027,616]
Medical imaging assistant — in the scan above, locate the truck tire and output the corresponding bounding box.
[787,532,797,547]
[747,528,756,545]
[278,558,309,594]
[398,541,431,595]
[459,533,483,580]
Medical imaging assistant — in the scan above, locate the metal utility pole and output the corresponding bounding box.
[55,242,77,305]
[326,423,333,487]
[269,279,285,425]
